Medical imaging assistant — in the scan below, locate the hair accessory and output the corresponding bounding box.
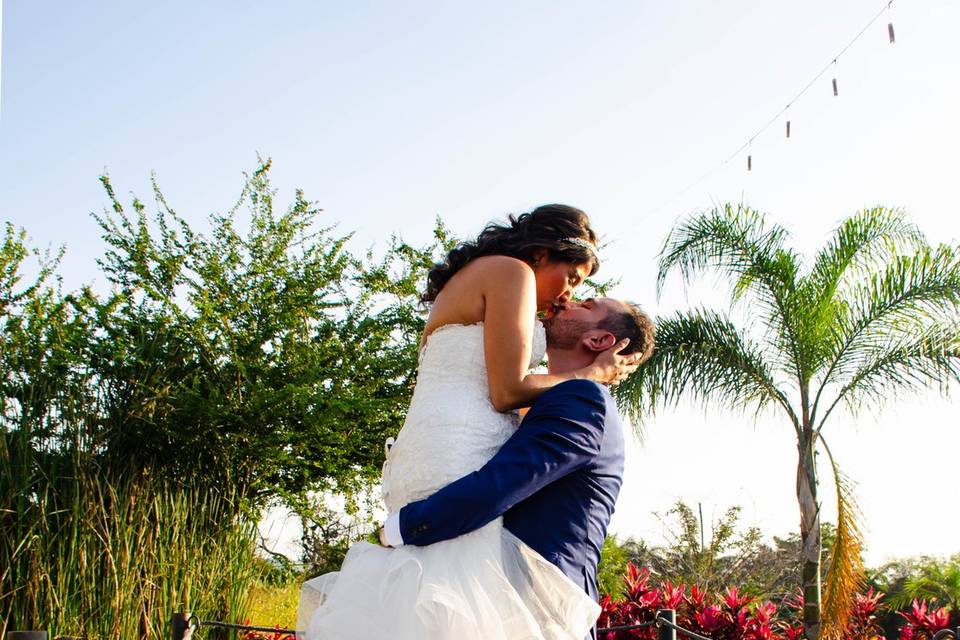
[561,237,597,255]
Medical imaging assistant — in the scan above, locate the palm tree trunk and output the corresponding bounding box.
[797,430,822,640]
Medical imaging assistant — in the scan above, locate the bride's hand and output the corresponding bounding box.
[583,339,641,386]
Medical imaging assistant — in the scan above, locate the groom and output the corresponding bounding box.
[380,297,655,638]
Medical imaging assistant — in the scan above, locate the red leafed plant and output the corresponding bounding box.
[772,586,886,640]
[846,588,886,640]
[238,618,296,640]
[600,563,893,640]
[601,563,783,640]
[898,599,951,640]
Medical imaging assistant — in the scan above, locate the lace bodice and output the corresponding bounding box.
[381,321,546,512]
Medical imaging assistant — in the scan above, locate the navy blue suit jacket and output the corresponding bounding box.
[397,379,625,636]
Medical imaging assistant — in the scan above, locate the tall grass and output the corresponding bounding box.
[0,222,260,639]
[1,440,259,639]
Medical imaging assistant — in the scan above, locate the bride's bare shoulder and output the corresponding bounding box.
[421,255,533,338]
[465,255,533,280]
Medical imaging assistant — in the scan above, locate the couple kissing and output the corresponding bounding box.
[299,204,655,640]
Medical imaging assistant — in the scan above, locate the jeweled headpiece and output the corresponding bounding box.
[561,237,597,255]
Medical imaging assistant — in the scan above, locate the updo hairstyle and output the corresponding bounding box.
[422,204,599,304]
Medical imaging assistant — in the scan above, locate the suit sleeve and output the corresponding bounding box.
[398,380,606,546]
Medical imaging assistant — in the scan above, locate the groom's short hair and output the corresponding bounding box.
[597,302,655,362]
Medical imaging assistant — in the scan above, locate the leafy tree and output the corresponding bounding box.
[616,204,960,639]
[598,535,633,598]
[599,500,837,603]
[646,501,765,595]
[1,161,459,635]
[741,525,837,603]
[0,222,103,508]
[88,160,449,508]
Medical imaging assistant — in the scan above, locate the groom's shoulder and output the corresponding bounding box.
[535,380,609,416]
[548,379,607,397]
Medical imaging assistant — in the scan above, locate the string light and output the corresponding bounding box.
[888,1,896,43]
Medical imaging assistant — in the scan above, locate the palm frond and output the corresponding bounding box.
[887,557,960,610]
[819,437,866,640]
[806,207,926,300]
[819,322,960,428]
[657,204,805,380]
[797,208,926,377]
[815,245,960,410]
[613,309,798,433]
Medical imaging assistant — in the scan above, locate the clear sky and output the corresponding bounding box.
[2,1,958,565]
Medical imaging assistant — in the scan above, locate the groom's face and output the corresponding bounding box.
[542,298,624,349]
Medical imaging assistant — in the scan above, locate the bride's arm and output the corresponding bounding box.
[383,379,607,547]
[482,258,627,412]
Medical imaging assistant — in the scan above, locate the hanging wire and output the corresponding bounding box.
[832,59,839,96]
[640,0,897,221]
[721,0,893,165]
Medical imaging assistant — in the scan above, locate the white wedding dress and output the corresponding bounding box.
[297,322,600,639]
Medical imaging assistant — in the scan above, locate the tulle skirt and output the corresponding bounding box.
[297,518,600,640]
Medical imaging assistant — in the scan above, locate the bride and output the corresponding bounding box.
[298,204,639,639]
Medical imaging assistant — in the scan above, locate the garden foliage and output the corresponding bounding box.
[598,563,891,640]
[616,204,960,639]
[0,161,447,638]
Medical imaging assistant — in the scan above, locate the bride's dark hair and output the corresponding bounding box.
[422,204,599,304]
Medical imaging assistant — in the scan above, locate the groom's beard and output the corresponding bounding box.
[542,317,594,350]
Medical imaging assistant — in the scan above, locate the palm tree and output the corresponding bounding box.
[615,204,960,640]
[887,554,960,617]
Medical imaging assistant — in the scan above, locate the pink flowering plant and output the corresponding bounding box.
[598,563,891,640]
[897,599,951,640]
[598,564,786,640]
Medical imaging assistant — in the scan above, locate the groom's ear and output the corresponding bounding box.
[581,330,617,353]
